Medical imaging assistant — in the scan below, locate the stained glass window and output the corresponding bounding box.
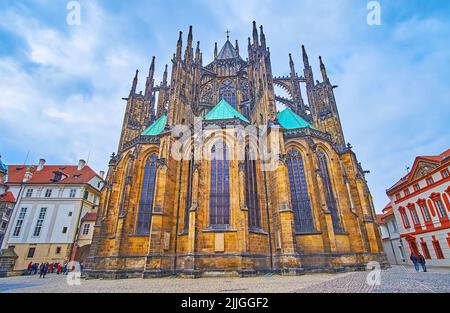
[210,142,230,227]
[219,79,237,108]
[136,155,158,235]
[286,149,314,233]
[317,151,343,232]
[245,146,261,229]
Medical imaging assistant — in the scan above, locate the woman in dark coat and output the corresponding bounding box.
[418,253,427,272]
[410,253,419,272]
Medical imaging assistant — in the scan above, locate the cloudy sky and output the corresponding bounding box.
[0,0,449,211]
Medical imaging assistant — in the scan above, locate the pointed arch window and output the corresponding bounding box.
[219,79,237,108]
[317,151,343,232]
[245,146,261,229]
[210,141,230,228]
[136,154,158,235]
[286,149,314,233]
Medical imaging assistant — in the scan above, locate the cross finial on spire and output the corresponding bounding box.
[225,30,231,40]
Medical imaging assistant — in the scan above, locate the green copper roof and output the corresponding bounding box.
[142,114,167,136]
[204,98,250,123]
[277,107,315,130]
[0,157,7,174]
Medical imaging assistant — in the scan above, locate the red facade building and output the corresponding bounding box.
[387,149,450,267]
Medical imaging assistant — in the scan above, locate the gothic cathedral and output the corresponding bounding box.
[85,22,387,278]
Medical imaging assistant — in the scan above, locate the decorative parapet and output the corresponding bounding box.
[284,127,332,142]
[122,135,161,151]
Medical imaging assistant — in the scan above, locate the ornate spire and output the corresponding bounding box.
[289,53,295,76]
[185,26,193,63]
[195,41,201,63]
[302,45,310,68]
[214,42,218,59]
[235,40,239,56]
[176,31,183,60]
[162,64,168,85]
[252,21,259,46]
[319,56,329,83]
[130,69,138,96]
[144,56,155,100]
[156,64,169,118]
[259,25,266,49]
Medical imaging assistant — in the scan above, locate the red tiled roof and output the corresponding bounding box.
[418,149,450,163]
[375,214,384,224]
[81,212,97,222]
[387,148,450,194]
[376,202,395,224]
[382,202,393,214]
[7,165,99,185]
[0,191,15,203]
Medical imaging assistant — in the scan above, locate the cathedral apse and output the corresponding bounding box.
[84,22,387,279]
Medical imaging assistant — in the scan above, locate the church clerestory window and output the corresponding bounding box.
[245,146,261,229]
[136,154,158,235]
[317,151,343,232]
[286,149,315,233]
[219,79,237,109]
[209,141,230,228]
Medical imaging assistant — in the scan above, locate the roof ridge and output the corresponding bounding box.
[142,114,168,136]
[277,107,314,130]
[204,98,250,123]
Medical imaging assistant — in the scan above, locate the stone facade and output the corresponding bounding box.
[85,22,386,279]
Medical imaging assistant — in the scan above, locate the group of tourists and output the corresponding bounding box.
[410,253,427,272]
[26,261,70,278]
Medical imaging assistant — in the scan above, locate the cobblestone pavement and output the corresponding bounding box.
[298,265,450,293]
[0,266,448,293]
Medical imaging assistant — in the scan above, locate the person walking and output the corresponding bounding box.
[42,262,49,278]
[27,262,33,275]
[418,253,427,272]
[39,263,45,278]
[410,253,419,272]
[57,263,62,275]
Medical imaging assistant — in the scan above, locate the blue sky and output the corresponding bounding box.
[0,0,449,212]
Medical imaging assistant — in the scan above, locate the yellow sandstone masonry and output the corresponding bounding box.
[84,23,387,279]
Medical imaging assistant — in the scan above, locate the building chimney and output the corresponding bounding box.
[77,159,86,171]
[99,171,105,179]
[37,159,46,171]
